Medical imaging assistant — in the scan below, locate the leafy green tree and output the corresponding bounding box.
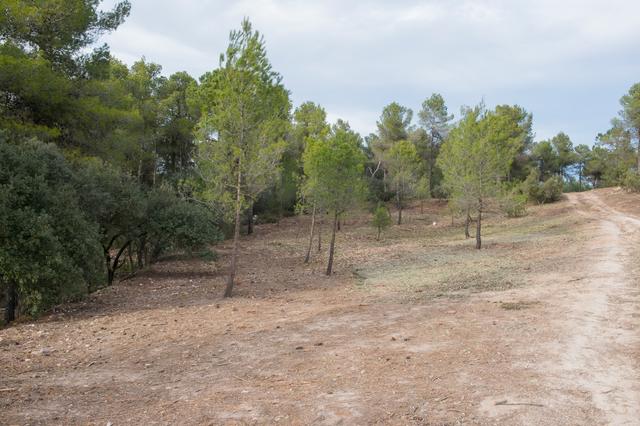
[142,189,223,263]
[551,132,577,178]
[0,140,104,323]
[531,140,559,180]
[619,83,640,170]
[574,144,591,188]
[156,71,201,185]
[195,19,290,297]
[292,103,331,263]
[302,124,366,274]
[370,102,413,189]
[372,204,392,240]
[486,105,533,180]
[72,160,146,285]
[387,140,420,224]
[416,93,453,193]
[415,175,431,214]
[438,104,517,249]
[0,0,131,72]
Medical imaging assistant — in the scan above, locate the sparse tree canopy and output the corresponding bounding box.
[438,104,519,249]
[303,124,366,274]
[387,139,420,225]
[195,18,290,297]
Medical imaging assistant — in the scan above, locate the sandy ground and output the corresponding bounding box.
[1,189,639,425]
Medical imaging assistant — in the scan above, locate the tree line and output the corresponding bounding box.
[2,0,640,323]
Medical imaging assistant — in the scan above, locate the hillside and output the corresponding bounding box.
[2,189,639,424]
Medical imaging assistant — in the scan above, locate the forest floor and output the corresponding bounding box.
[1,189,639,425]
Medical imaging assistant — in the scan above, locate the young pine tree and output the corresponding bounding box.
[438,104,517,249]
[302,124,366,275]
[372,204,392,240]
[195,19,290,297]
[387,140,420,225]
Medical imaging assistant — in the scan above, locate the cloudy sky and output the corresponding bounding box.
[102,0,640,145]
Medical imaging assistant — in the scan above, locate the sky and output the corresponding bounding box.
[102,0,640,145]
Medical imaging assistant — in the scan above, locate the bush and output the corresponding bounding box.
[371,203,392,240]
[524,169,564,204]
[542,176,564,203]
[0,140,104,321]
[500,191,528,218]
[623,170,640,192]
[145,189,223,261]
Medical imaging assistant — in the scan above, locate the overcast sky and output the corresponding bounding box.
[102,0,640,145]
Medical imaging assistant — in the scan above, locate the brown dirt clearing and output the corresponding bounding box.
[1,190,639,425]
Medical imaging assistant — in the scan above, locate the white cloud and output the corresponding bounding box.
[101,0,640,143]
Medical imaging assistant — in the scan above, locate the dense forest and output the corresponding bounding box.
[2,0,640,324]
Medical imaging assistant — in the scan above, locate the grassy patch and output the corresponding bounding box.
[352,201,586,302]
[500,301,540,310]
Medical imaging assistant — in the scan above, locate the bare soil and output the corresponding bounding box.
[1,189,639,425]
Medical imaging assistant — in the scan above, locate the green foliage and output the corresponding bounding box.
[531,140,558,180]
[195,18,290,219]
[438,104,516,212]
[620,83,640,141]
[0,139,104,318]
[387,139,420,216]
[499,190,528,218]
[524,169,563,204]
[542,176,564,202]
[303,126,367,215]
[415,176,431,202]
[372,204,392,240]
[144,189,223,260]
[0,0,131,70]
[375,102,413,150]
[623,170,640,192]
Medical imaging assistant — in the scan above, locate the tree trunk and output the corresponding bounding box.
[637,129,640,171]
[579,166,583,189]
[326,212,338,275]
[4,281,17,324]
[107,241,131,285]
[224,163,242,298]
[304,203,316,264]
[137,237,146,269]
[397,190,402,225]
[464,209,471,239]
[337,219,341,231]
[317,219,322,252]
[476,209,482,250]
[247,203,254,235]
[377,227,381,241]
[420,199,424,214]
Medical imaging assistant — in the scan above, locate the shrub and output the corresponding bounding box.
[500,191,528,218]
[541,176,564,203]
[371,204,392,240]
[0,140,104,321]
[524,169,564,204]
[623,170,640,192]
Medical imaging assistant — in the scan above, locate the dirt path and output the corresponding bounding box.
[553,191,640,424]
[1,191,639,425]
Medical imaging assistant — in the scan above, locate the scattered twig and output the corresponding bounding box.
[495,400,544,407]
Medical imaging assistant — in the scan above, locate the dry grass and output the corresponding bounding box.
[347,198,587,302]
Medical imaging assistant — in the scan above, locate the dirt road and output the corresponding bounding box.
[552,191,640,424]
[1,190,639,425]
